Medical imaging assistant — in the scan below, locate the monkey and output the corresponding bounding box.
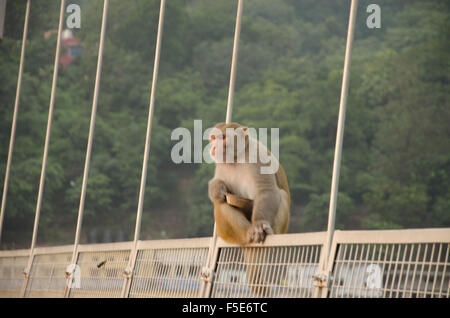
[207,122,290,295]
[208,122,290,245]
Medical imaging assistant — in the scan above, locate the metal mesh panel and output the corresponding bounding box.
[25,253,71,298]
[211,245,322,298]
[129,248,208,298]
[1,231,448,298]
[69,249,130,298]
[330,243,450,298]
[0,256,28,298]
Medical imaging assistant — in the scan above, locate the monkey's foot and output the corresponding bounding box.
[247,221,274,243]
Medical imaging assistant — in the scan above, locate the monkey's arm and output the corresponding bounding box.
[246,162,291,243]
[248,189,280,243]
[208,178,227,203]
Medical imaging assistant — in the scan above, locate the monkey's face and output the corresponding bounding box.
[209,122,249,164]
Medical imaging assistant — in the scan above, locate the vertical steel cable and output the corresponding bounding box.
[21,0,66,297]
[121,0,166,298]
[225,0,243,124]
[316,0,358,298]
[132,0,166,247]
[0,0,31,243]
[201,0,244,298]
[65,0,109,297]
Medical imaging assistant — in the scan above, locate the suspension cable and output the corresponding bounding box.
[225,0,243,124]
[64,0,110,297]
[315,0,358,297]
[121,0,166,298]
[201,0,244,298]
[132,0,166,247]
[21,0,66,297]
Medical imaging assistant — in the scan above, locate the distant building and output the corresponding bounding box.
[60,29,82,69]
[45,29,82,69]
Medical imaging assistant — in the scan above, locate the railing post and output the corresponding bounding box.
[121,0,166,298]
[21,0,66,298]
[0,0,30,244]
[64,0,109,298]
[314,232,340,298]
[200,0,244,298]
[19,248,35,298]
[313,0,358,298]
[64,247,79,298]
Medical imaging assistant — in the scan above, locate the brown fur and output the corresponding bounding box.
[209,122,290,245]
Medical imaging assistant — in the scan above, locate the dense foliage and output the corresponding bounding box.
[0,0,449,248]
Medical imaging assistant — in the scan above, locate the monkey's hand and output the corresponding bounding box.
[247,221,274,244]
[208,179,227,203]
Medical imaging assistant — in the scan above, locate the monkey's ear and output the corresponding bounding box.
[209,127,223,141]
[242,127,249,140]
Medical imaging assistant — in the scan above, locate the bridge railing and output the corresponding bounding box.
[329,229,450,298]
[0,228,448,298]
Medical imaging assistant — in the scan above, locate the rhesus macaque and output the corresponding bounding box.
[207,122,290,296]
[208,122,290,245]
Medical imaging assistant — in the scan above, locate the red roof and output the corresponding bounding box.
[62,37,81,47]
